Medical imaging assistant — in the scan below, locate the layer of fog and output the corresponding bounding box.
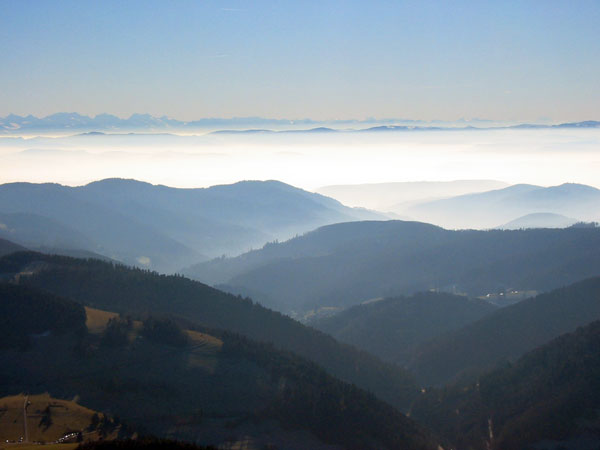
[1,128,599,195]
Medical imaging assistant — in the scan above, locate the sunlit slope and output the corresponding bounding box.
[0,393,120,443]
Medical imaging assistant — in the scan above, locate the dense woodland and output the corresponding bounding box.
[187,222,600,314]
[0,280,437,450]
[411,320,600,450]
[2,233,600,449]
[0,251,418,410]
[408,276,600,385]
[312,291,497,365]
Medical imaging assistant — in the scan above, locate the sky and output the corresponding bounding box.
[1,0,599,122]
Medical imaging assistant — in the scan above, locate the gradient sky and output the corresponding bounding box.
[1,0,599,121]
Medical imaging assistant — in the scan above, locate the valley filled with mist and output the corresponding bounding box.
[3,1,600,448]
[2,120,600,449]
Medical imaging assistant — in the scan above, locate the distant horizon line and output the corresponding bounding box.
[2,177,598,192]
[0,111,574,125]
[0,112,599,136]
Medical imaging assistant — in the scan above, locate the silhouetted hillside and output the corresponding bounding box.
[186,221,600,314]
[0,237,25,257]
[411,320,600,450]
[0,179,384,272]
[312,292,497,365]
[0,281,438,449]
[0,252,418,411]
[0,211,95,250]
[408,276,600,385]
[0,283,86,349]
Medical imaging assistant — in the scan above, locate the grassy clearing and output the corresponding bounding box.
[84,307,118,334]
[0,393,100,443]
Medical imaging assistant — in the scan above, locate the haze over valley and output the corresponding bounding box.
[3,1,600,449]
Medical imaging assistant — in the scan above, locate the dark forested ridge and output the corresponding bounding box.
[0,281,438,450]
[0,283,86,349]
[0,237,26,257]
[408,276,600,385]
[312,292,497,365]
[411,320,600,450]
[186,221,600,314]
[0,251,417,411]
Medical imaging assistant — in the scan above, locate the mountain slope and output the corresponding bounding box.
[406,183,600,229]
[0,237,26,257]
[408,276,600,385]
[312,292,497,365]
[317,180,509,212]
[0,211,95,250]
[497,212,578,229]
[0,282,438,449]
[411,319,600,450]
[186,221,600,314]
[0,252,418,411]
[0,179,384,272]
[0,182,200,272]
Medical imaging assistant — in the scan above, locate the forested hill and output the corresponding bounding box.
[0,237,26,257]
[0,179,384,272]
[0,251,417,410]
[312,292,497,365]
[0,283,439,449]
[411,319,600,450]
[408,276,600,385]
[186,221,600,314]
[0,282,86,349]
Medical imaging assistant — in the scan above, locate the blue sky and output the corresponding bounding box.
[1,0,599,121]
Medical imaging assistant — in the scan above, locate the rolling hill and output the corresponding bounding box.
[311,292,497,366]
[0,281,438,449]
[0,237,26,257]
[185,220,600,314]
[408,276,600,386]
[405,183,600,229]
[496,212,579,229]
[0,251,418,412]
[316,180,509,212]
[411,319,600,450]
[0,179,384,272]
[0,393,126,444]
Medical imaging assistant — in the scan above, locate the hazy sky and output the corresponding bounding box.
[1,1,599,122]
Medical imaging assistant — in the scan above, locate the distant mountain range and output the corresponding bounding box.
[405,183,600,229]
[0,112,597,134]
[496,212,579,230]
[0,178,383,272]
[185,221,600,315]
[317,180,510,212]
